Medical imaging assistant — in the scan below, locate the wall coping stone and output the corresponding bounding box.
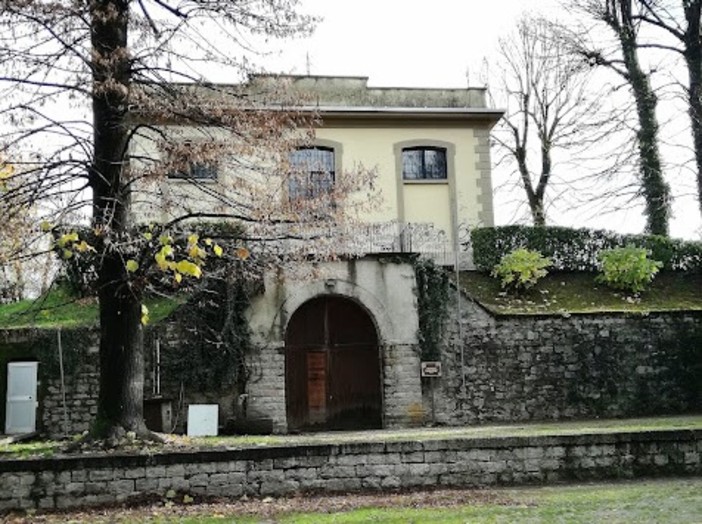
[2,429,699,473]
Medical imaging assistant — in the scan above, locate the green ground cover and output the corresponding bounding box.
[0,287,181,329]
[3,415,700,458]
[253,479,702,524]
[7,478,701,523]
[459,270,702,315]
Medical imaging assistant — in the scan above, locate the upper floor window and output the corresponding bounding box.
[167,162,217,180]
[288,146,335,200]
[166,140,218,181]
[402,147,447,180]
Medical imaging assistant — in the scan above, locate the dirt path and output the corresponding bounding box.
[3,488,519,523]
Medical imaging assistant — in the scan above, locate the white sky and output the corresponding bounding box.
[261,0,702,240]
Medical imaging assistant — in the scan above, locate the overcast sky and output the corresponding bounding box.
[260,0,701,239]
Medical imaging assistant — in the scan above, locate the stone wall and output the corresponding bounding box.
[0,429,699,512]
[1,329,100,438]
[245,257,421,432]
[428,290,702,425]
[42,358,99,438]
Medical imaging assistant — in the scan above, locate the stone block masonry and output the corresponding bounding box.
[429,290,702,426]
[0,429,699,512]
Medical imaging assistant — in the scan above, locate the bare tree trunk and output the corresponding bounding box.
[89,0,147,438]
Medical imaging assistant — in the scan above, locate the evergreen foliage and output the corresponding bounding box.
[472,226,702,272]
[596,245,663,293]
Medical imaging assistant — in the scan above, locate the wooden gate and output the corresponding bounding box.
[285,296,382,431]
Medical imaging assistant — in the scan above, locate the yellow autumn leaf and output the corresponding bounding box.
[189,244,206,260]
[204,238,213,246]
[174,272,182,284]
[126,259,139,272]
[187,233,199,246]
[155,252,168,270]
[62,249,73,259]
[213,244,223,257]
[57,232,79,247]
[40,221,51,232]
[143,232,153,241]
[160,245,174,258]
[159,234,172,246]
[176,260,202,278]
[141,304,150,325]
[75,240,93,253]
[0,163,13,179]
[0,164,13,190]
[236,247,250,260]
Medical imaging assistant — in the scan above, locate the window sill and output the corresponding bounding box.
[402,179,449,185]
[166,178,219,185]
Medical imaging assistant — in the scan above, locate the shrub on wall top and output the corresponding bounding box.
[596,245,663,293]
[492,248,551,292]
[471,226,702,272]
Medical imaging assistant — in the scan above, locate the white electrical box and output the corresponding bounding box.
[187,404,219,436]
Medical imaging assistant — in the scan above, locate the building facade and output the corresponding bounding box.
[130,75,502,433]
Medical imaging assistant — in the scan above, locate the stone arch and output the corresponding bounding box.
[284,294,382,431]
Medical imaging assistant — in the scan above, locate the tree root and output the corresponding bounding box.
[63,424,165,454]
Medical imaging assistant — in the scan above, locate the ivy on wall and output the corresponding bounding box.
[413,259,450,361]
[158,261,258,393]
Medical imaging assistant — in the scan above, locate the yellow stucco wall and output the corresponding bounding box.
[130,122,492,250]
[315,125,485,244]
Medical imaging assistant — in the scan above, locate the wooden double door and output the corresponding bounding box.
[285,296,382,431]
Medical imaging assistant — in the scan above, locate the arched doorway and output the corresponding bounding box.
[285,296,382,431]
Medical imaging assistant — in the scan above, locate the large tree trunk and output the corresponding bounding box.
[683,1,702,221]
[96,260,147,437]
[612,0,671,236]
[89,1,147,438]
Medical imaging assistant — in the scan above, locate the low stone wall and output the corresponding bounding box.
[1,429,700,513]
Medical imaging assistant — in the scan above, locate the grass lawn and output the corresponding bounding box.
[259,479,702,524]
[8,478,702,523]
[0,286,181,329]
[459,270,702,315]
[3,414,701,458]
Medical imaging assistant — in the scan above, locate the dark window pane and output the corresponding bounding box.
[424,149,446,179]
[289,146,335,200]
[190,162,217,179]
[167,162,217,180]
[402,147,447,180]
[402,149,423,180]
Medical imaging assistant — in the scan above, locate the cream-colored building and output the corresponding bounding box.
[131,75,500,265]
[133,76,503,433]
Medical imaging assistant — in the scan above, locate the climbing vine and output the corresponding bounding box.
[413,258,450,360]
[158,260,259,393]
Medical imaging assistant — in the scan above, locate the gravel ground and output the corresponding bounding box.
[3,488,519,523]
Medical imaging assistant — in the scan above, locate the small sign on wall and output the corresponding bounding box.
[421,361,442,378]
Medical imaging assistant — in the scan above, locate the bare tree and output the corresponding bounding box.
[0,1,370,442]
[564,0,672,236]
[632,0,702,221]
[491,16,619,226]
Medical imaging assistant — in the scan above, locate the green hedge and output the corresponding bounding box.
[471,226,702,272]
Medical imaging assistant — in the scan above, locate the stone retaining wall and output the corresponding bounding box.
[1,430,700,512]
[429,291,702,425]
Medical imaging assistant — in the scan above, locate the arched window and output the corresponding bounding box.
[401,146,447,180]
[288,146,335,200]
